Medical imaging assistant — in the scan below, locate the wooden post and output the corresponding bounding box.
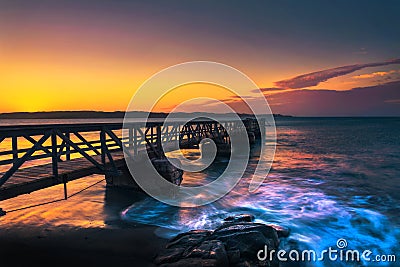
[12,136,18,164]
[62,174,68,200]
[51,131,58,179]
[156,125,162,158]
[133,127,138,156]
[260,118,266,141]
[128,127,133,149]
[65,132,71,161]
[100,129,106,167]
[151,126,154,145]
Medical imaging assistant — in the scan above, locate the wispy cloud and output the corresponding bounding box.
[258,87,286,92]
[268,80,400,116]
[384,98,400,104]
[250,88,288,95]
[353,70,398,79]
[198,80,400,116]
[230,95,257,100]
[274,58,400,89]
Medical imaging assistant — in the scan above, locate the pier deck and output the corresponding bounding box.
[0,152,125,201]
[0,119,263,203]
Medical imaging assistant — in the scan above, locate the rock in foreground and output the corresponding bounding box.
[155,215,287,267]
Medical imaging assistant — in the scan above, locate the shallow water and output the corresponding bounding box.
[0,117,399,266]
[122,117,400,266]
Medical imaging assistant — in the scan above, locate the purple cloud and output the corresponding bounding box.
[252,87,286,93]
[268,80,400,116]
[186,80,400,116]
[274,58,400,89]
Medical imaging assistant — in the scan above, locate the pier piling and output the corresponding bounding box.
[0,118,264,201]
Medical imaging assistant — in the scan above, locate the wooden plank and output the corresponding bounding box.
[0,119,259,201]
[0,169,101,201]
[0,150,125,195]
[0,177,57,201]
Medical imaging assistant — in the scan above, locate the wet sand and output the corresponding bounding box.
[0,224,165,267]
[0,175,167,267]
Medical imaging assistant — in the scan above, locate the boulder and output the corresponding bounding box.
[223,214,255,223]
[159,258,219,267]
[167,230,212,249]
[226,249,241,264]
[267,224,290,238]
[157,236,228,267]
[155,216,289,267]
[210,230,271,259]
[186,240,228,266]
[155,247,186,265]
[213,223,279,248]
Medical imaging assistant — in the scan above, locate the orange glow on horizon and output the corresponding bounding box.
[151,83,253,114]
[0,23,391,114]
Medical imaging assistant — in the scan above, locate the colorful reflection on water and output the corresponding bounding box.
[122,117,400,266]
[0,118,399,266]
[0,175,109,228]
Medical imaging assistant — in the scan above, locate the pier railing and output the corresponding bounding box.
[0,119,262,191]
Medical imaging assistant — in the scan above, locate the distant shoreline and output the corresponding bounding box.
[0,111,292,120]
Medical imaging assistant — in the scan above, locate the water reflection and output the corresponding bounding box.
[0,118,398,266]
[123,118,400,266]
[0,175,149,229]
[0,175,107,228]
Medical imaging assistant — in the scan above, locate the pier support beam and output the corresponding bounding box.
[200,140,231,157]
[151,158,183,186]
[105,166,141,190]
[216,143,231,156]
[248,131,256,145]
[105,157,183,189]
[0,118,264,201]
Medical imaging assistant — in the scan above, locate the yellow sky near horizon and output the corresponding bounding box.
[1,1,400,116]
[1,15,398,114]
[3,46,396,114]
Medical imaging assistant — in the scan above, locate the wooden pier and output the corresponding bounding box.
[0,118,263,204]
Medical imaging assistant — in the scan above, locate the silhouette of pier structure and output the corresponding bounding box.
[0,118,263,205]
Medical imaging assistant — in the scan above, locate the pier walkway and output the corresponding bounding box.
[0,119,263,202]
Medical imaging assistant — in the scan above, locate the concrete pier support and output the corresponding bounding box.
[201,139,231,156]
[254,129,261,139]
[105,157,183,189]
[151,158,183,185]
[248,131,256,145]
[105,166,141,190]
[216,143,231,156]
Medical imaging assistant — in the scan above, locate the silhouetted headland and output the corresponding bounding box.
[0,111,292,120]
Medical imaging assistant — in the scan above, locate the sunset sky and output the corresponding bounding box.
[1,1,399,116]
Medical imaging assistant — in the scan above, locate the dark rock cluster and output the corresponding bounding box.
[155,214,289,267]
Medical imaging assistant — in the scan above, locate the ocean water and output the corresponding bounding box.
[122,117,400,266]
[1,117,399,266]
